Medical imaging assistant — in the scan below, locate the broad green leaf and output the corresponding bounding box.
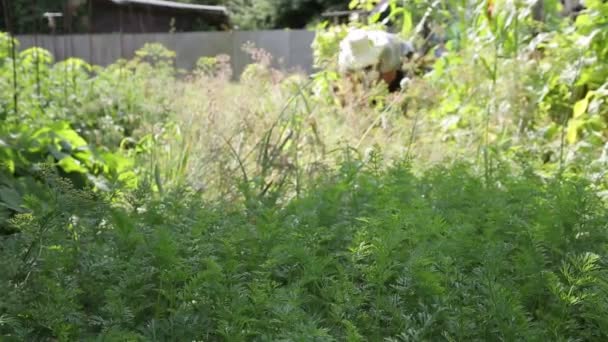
[118,171,138,189]
[57,156,87,173]
[567,119,580,144]
[544,123,560,140]
[586,114,605,131]
[49,146,69,161]
[0,185,24,212]
[55,129,88,148]
[587,131,605,147]
[573,98,589,118]
[5,159,15,174]
[370,11,382,23]
[400,11,413,36]
[74,150,94,167]
[32,122,70,139]
[574,13,593,29]
[101,151,133,172]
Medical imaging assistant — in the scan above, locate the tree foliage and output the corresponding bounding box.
[155,0,349,29]
[1,0,63,34]
[1,0,348,33]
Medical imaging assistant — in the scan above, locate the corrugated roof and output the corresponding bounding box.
[321,10,366,17]
[109,0,228,14]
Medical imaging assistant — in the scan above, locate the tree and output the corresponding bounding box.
[181,0,347,30]
[2,0,63,34]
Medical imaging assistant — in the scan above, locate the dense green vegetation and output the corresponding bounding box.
[2,0,608,340]
[3,158,608,340]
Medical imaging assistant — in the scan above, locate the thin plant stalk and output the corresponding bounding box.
[2,0,19,119]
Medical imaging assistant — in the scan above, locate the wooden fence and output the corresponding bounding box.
[15,30,317,77]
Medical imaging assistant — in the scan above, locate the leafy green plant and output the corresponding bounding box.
[2,157,608,341]
[0,36,172,231]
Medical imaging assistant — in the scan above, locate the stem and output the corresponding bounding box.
[405,100,421,160]
[32,0,42,108]
[484,14,499,185]
[559,51,585,177]
[2,0,19,119]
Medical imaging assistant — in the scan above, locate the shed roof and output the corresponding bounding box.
[321,10,366,18]
[108,0,228,14]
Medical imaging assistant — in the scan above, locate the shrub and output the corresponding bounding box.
[1,159,607,340]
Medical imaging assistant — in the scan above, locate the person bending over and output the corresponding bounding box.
[338,29,415,93]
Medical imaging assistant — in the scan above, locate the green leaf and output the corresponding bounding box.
[573,91,595,118]
[370,11,382,23]
[55,129,88,148]
[567,119,580,144]
[48,146,70,161]
[573,98,589,118]
[101,151,132,173]
[5,159,15,174]
[0,185,24,212]
[400,11,413,36]
[57,156,88,173]
[544,123,560,140]
[574,13,593,29]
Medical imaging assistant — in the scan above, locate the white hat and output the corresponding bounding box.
[338,29,384,72]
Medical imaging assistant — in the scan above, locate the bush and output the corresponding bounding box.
[1,159,607,340]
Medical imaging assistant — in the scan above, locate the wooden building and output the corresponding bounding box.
[65,0,231,33]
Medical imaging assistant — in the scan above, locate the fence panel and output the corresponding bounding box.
[15,30,317,78]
